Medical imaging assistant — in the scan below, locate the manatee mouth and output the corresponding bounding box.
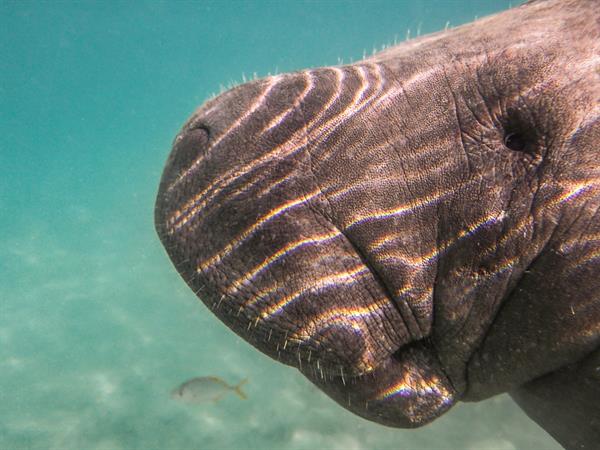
[206,228,415,381]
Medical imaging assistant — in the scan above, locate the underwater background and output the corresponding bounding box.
[1,1,562,449]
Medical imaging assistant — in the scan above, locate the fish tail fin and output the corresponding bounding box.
[234,378,248,400]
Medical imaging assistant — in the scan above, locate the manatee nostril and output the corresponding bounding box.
[189,123,211,137]
[172,125,210,172]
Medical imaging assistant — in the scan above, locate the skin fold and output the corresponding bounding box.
[154,0,600,448]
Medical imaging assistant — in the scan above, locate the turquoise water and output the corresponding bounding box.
[1,1,560,449]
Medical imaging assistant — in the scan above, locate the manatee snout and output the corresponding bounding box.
[155,73,416,377]
[154,71,460,426]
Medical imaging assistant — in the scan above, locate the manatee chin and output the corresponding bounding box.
[156,0,600,447]
[300,342,457,428]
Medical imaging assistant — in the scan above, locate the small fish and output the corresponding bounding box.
[171,376,248,404]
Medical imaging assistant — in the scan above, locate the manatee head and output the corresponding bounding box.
[155,0,600,431]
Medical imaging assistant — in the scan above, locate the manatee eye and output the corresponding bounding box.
[503,132,527,152]
[501,106,540,155]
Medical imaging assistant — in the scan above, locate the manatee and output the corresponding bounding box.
[154,0,600,448]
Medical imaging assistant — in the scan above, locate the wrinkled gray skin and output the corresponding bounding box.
[155,0,600,448]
